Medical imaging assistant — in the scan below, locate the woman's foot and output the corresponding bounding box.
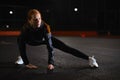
[89,56,99,68]
[25,64,38,69]
[15,56,24,65]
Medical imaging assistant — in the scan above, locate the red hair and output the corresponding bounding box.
[27,9,41,20]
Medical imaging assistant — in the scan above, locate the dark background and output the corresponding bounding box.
[0,0,120,35]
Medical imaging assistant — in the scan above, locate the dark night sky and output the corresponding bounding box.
[0,0,120,33]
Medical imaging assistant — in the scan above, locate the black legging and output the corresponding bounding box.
[52,37,89,60]
[17,36,89,65]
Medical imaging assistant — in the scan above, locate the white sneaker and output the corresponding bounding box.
[15,56,24,64]
[89,56,99,68]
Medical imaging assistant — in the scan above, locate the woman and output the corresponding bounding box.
[15,9,99,70]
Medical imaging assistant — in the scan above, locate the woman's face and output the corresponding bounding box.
[29,13,42,28]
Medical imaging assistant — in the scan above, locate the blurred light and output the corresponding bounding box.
[9,11,13,14]
[6,25,9,28]
[74,7,78,12]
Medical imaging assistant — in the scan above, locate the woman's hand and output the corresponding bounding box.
[48,64,54,70]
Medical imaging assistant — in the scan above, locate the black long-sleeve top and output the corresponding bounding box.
[18,21,54,65]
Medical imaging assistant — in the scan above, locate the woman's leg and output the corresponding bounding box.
[17,36,45,64]
[17,36,29,65]
[51,37,89,60]
[17,37,45,68]
[51,37,99,68]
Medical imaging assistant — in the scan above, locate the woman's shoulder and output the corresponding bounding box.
[42,21,51,33]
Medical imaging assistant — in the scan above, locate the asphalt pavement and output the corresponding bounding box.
[0,36,120,80]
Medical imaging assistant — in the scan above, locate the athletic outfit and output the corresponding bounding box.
[17,21,89,65]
